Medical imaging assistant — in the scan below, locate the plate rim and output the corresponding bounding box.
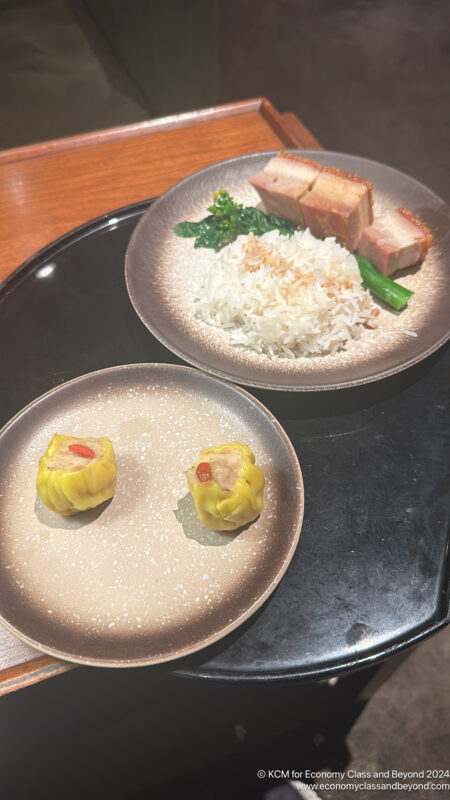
[0,361,304,667]
[125,149,450,392]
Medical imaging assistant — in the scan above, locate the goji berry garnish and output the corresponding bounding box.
[196,462,212,482]
[68,443,95,459]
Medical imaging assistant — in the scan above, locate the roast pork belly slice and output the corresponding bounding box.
[357,207,433,276]
[248,152,323,227]
[299,166,374,251]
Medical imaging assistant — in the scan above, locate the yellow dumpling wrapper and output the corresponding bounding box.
[36,434,116,515]
[186,442,264,531]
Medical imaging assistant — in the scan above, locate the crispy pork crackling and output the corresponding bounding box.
[299,166,373,252]
[357,207,433,276]
[249,153,373,251]
[248,152,322,228]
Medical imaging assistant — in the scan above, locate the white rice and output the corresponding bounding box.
[194,229,378,358]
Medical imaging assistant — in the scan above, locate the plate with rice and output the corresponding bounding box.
[125,151,450,391]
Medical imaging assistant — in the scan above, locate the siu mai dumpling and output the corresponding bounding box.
[185,443,264,531]
[36,434,116,515]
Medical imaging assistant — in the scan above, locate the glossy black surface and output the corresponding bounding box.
[1,203,449,682]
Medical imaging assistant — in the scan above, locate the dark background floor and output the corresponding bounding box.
[1,1,449,798]
[2,0,449,201]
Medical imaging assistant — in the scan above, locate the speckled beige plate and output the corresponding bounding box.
[125,150,450,391]
[0,364,303,666]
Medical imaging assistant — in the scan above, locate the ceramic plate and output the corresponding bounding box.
[125,150,450,391]
[0,364,303,666]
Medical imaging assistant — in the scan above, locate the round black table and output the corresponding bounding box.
[1,202,448,682]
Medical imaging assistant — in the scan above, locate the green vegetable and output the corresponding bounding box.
[355,255,413,311]
[174,190,295,250]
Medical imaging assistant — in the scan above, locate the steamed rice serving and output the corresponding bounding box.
[194,229,379,358]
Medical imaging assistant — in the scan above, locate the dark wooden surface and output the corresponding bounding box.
[0,97,320,694]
